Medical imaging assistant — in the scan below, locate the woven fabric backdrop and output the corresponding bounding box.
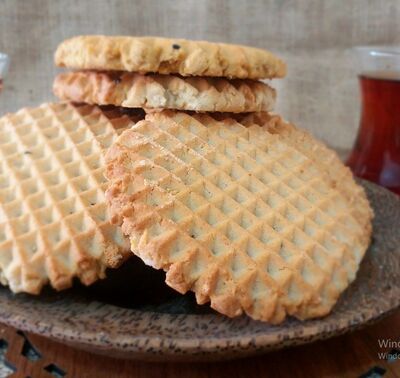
[1,0,399,148]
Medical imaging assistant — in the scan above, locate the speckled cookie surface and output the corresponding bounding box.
[0,181,396,361]
[53,71,276,113]
[55,35,286,79]
[0,103,142,294]
[105,111,372,324]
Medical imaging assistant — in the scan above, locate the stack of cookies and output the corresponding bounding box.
[53,36,281,114]
[0,35,373,325]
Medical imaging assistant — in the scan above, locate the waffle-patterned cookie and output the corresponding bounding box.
[53,71,276,113]
[55,35,286,79]
[0,103,142,294]
[105,111,372,323]
[236,113,373,235]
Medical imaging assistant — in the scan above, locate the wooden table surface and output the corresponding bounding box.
[0,310,399,377]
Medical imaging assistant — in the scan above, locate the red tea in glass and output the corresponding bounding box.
[347,47,400,195]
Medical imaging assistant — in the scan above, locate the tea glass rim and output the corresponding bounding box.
[354,45,400,58]
[0,52,8,63]
[0,52,9,78]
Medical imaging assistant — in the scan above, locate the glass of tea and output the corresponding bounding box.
[0,53,9,92]
[347,46,400,195]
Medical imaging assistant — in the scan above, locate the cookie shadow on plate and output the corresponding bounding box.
[2,256,215,316]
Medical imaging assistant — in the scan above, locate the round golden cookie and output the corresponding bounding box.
[53,71,276,113]
[0,103,143,294]
[105,110,373,324]
[55,35,286,79]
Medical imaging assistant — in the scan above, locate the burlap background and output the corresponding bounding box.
[1,0,399,148]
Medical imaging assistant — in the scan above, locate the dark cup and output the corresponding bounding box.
[347,47,400,195]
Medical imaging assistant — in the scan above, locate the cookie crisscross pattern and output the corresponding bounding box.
[106,111,372,323]
[0,103,137,294]
[53,71,276,113]
[236,112,373,234]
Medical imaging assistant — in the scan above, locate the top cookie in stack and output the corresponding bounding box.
[54,35,285,113]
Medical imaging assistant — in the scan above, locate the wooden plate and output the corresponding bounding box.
[0,180,399,361]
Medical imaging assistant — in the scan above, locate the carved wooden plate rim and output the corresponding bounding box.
[0,180,399,361]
